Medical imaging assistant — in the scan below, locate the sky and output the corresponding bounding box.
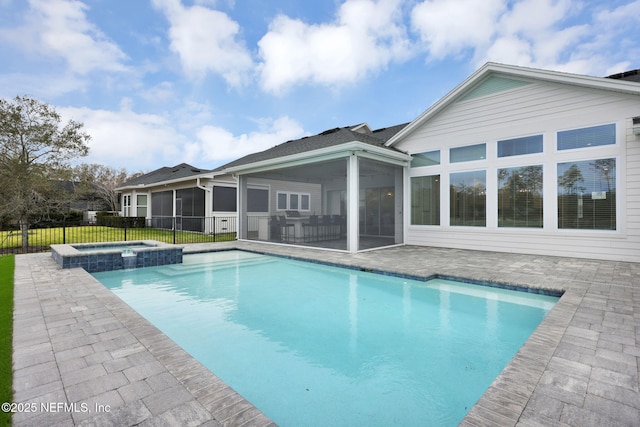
[0,0,639,173]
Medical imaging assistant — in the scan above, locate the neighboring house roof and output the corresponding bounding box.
[117,163,211,190]
[386,62,640,147]
[607,68,640,83]
[215,122,409,172]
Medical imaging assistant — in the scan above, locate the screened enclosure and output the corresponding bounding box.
[237,154,406,252]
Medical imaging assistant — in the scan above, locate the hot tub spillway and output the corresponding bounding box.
[121,248,137,269]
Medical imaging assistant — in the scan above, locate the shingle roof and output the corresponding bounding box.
[215,123,408,171]
[606,68,640,83]
[119,163,209,187]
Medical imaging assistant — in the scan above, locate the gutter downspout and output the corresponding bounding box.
[196,177,213,234]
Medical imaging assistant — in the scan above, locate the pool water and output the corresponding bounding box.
[93,250,558,426]
[73,243,154,252]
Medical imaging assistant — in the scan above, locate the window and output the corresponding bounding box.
[498,135,543,157]
[277,192,288,210]
[213,186,237,212]
[557,124,615,151]
[136,195,147,217]
[247,188,269,212]
[151,191,173,217]
[277,192,310,211]
[557,158,616,230]
[411,175,440,225]
[450,143,486,163]
[123,195,131,216]
[290,194,299,210]
[411,150,440,167]
[450,170,486,226]
[498,166,543,228]
[300,194,310,211]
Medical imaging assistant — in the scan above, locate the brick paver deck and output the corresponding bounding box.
[11,242,640,426]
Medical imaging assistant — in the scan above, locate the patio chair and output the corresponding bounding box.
[320,215,333,240]
[278,215,295,242]
[303,215,319,242]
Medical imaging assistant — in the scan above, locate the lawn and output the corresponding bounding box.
[0,255,14,427]
[0,225,235,252]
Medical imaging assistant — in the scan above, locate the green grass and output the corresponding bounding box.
[0,255,14,427]
[0,225,235,252]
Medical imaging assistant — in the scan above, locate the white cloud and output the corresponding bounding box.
[60,102,306,172]
[411,0,505,59]
[61,105,193,172]
[257,0,412,94]
[0,0,128,75]
[197,116,306,162]
[152,0,253,86]
[410,0,640,76]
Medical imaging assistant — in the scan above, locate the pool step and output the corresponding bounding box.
[158,256,276,276]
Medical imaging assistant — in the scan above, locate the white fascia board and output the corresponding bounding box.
[386,62,640,147]
[223,141,411,175]
[115,171,219,191]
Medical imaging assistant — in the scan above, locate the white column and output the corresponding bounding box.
[237,175,248,240]
[347,153,359,252]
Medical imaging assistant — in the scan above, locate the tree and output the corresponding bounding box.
[0,96,90,251]
[73,164,142,212]
[558,164,585,195]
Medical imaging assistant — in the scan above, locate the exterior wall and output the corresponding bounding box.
[246,177,322,215]
[398,80,640,262]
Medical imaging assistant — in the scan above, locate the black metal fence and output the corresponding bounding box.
[0,216,237,254]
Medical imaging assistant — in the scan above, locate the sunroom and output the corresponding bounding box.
[221,125,411,253]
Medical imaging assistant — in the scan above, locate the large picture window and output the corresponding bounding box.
[557,158,616,230]
[498,166,543,228]
[411,175,440,225]
[450,170,486,226]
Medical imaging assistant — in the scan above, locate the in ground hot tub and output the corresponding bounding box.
[51,240,183,272]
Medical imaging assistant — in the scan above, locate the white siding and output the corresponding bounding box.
[245,177,322,215]
[399,81,640,262]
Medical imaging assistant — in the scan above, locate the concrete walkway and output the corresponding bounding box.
[11,242,640,426]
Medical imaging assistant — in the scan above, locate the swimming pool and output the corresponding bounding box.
[93,250,558,426]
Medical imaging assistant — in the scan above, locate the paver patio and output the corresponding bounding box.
[11,242,640,426]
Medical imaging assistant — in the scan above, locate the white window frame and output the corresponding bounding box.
[136,194,148,217]
[276,191,311,211]
[123,194,131,216]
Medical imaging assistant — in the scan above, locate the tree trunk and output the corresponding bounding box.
[20,219,29,253]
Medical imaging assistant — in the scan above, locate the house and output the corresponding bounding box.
[115,163,238,233]
[386,62,640,262]
[219,123,411,252]
[117,62,640,261]
[223,62,640,261]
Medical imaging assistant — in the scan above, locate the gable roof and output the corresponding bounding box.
[117,163,210,189]
[215,122,409,172]
[386,62,640,147]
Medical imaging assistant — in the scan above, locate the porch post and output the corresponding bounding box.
[346,153,359,253]
[394,166,404,244]
[237,175,248,240]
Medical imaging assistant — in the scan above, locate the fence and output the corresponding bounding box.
[0,216,237,255]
